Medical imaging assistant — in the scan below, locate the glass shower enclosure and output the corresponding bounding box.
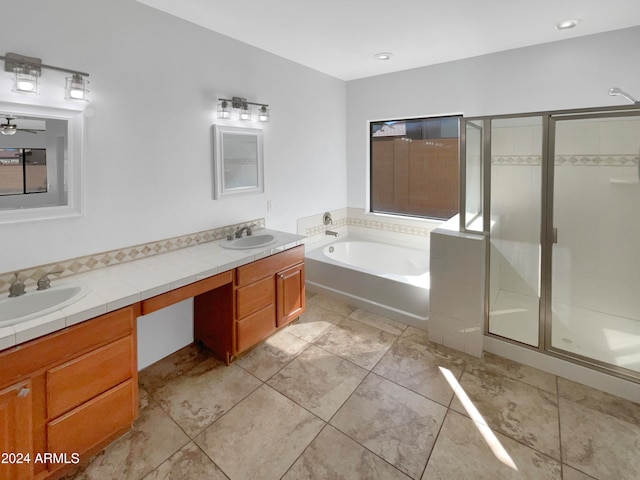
[462,106,640,380]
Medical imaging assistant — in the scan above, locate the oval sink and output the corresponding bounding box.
[221,233,277,250]
[0,282,89,328]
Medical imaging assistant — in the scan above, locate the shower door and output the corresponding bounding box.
[547,112,640,375]
[488,116,543,347]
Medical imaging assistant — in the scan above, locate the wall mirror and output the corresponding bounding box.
[0,101,84,224]
[213,125,263,199]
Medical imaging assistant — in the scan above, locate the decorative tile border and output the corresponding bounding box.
[492,155,542,166]
[554,155,638,166]
[0,218,265,293]
[345,217,433,237]
[492,154,638,166]
[302,211,434,239]
[304,217,348,237]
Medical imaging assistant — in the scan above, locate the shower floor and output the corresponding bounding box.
[489,290,539,346]
[489,289,640,374]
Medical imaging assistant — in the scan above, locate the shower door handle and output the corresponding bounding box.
[552,228,558,244]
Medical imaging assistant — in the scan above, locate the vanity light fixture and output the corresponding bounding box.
[1,52,90,101]
[217,100,231,119]
[65,73,90,101]
[217,96,270,122]
[257,105,270,122]
[239,104,251,121]
[13,64,40,94]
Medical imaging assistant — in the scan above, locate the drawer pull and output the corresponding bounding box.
[17,387,30,397]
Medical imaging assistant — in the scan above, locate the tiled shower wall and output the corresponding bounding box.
[491,118,640,317]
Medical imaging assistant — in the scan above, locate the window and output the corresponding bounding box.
[0,148,48,196]
[370,115,460,219]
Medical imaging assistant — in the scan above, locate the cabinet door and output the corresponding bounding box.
[276,263,305,328]
[0,380,33,480]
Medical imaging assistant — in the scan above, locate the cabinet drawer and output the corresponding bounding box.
[48,380,135,456]
[236,304,275,352]
[142,270,233,315]
[236,276,274,319]
[46,336,134,419]
[0,305,137,388]
[236,245,304,286]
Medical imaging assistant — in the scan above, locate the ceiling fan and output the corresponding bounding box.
[0,116,45,136]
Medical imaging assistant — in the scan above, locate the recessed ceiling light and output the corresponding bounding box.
[374,52,393,61]
[556,19,580,30]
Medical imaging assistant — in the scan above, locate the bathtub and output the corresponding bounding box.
[305,236,430,329]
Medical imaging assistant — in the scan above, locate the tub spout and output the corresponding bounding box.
[325,230,339,237]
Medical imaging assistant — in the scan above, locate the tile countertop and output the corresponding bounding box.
[0,229,305,351]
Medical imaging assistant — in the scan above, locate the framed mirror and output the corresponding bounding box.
[0,101,84,224]
[213,125,263,199]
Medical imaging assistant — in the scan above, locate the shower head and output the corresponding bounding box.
[608,87,639,104]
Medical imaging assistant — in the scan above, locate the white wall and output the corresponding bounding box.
[0,0,347,273]
[346,26,640,208]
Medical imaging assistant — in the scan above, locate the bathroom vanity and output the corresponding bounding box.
[0,305,138,480]
[194,245,305,364]
[0,232,305,479]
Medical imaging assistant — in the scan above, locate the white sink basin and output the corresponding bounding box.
[221,233,277,250]
[0,282,89,328]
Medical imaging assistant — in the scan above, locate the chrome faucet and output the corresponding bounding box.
[325,230,339,237]
[235,226,253,238]
[8,273,26,297]
[37,270,63,290]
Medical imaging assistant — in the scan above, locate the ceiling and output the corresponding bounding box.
[136,0,640,81]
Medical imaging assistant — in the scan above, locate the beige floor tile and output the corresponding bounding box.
[138,343,213,396]
[196,384,324,480]
[423,410,561,480]
[562,465,597,480]
[307,294,356,316]
[152,358,262,437]
[283,425,411,480]
[314,317,398,370]
[235,329,310,380]
[142,442,226,480]
[331,373,447,479]
[400,326,431,346]
[558,376,640,426]
[373,337,466,406]
[560,397,640,480]
[268,344,368,421]
[286,303,346,342]
[469,352,558,394]
[69,398,189,480]
[450,369,560,460]
[349,308,408,336]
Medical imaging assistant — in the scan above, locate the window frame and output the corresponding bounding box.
[0,102,84,224]
[367,114,462,221]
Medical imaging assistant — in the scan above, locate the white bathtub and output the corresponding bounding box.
[305,236,430,328]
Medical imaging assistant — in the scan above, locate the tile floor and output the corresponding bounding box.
[66,293,640,480]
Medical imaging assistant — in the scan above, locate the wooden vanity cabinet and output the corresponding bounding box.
[0,380,33,480]
[195,245,305,364]
[0,305,139,480]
